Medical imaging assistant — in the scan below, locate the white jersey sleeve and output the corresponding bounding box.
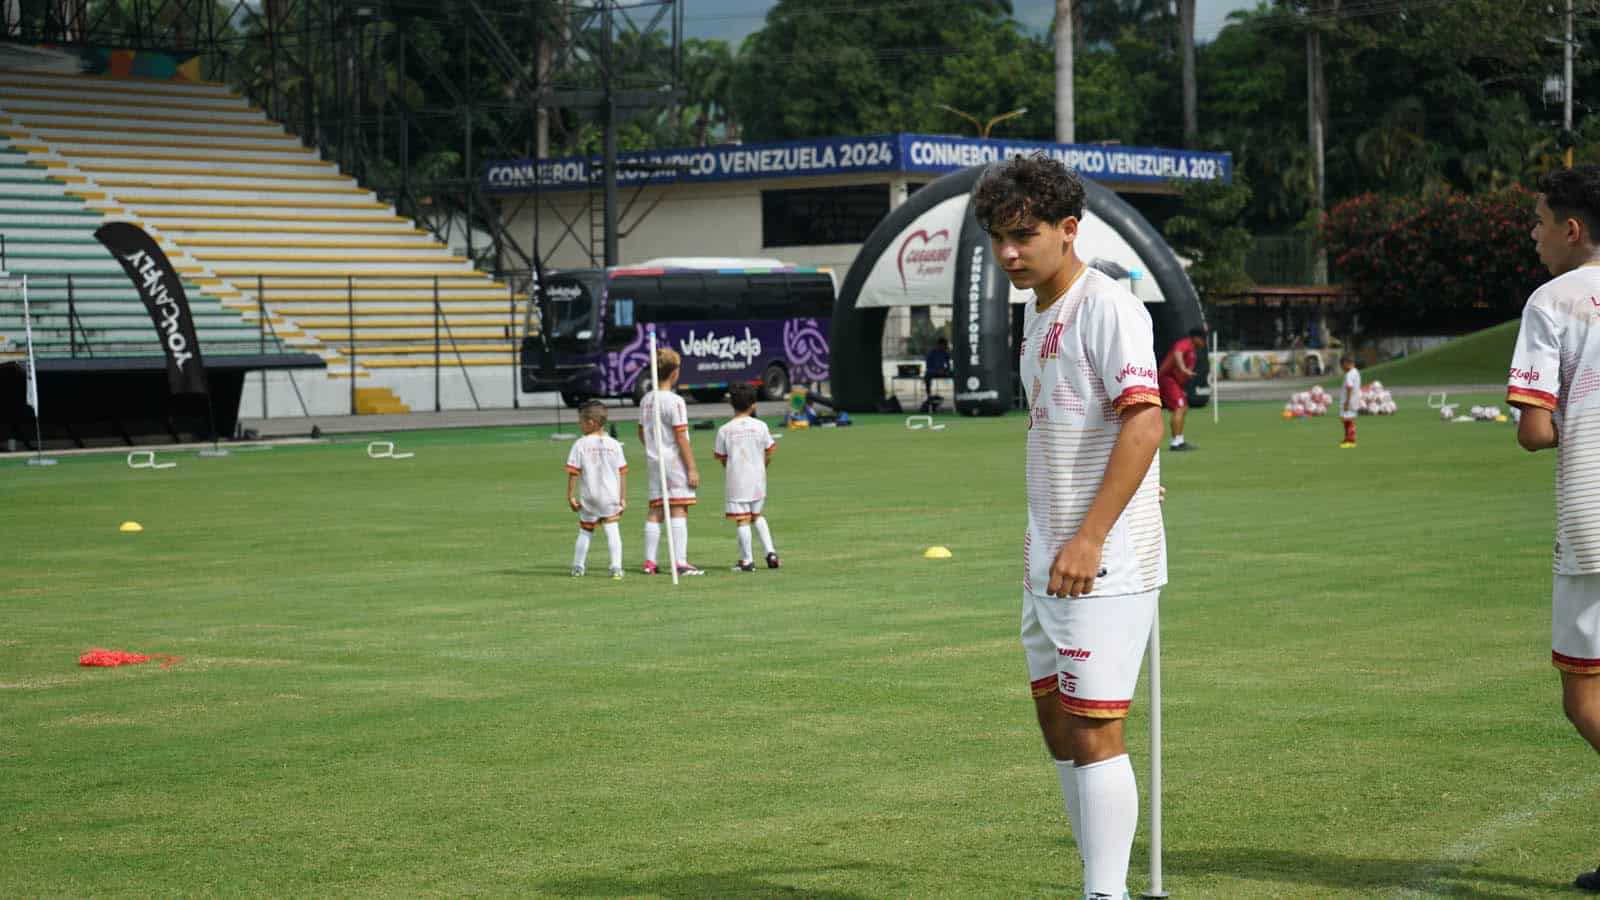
[1508,301,1562,413]
[1082,292,1161,415]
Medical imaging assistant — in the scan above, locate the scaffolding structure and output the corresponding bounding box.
[0,0,683,277]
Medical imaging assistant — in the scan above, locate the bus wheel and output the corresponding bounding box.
[631,378,650,406]
[560,391,587,408]
[760,364,790,401]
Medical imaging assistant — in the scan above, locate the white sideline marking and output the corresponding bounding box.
[1391,774,1600,898]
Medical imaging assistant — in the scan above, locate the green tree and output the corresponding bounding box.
[733,0,1016,141]
[1164,177,1255,303]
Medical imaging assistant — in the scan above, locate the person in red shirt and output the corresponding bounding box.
[1157,328,1206,451]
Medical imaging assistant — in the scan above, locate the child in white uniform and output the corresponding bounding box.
[714,383,780,572]
[565,401,627,579]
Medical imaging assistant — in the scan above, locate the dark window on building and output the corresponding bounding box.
[762,184,890,247]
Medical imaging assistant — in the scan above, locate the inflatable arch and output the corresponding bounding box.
[830,164,1208,415]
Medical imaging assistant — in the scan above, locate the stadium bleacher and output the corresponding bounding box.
[0,133,286,361]
[0,68,530,413]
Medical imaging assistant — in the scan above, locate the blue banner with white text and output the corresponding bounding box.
[482,134,1231,194]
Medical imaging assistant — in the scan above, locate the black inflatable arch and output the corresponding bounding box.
[830,164,1207,415]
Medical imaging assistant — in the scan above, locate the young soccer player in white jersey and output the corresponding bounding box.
[1506,164,1600,892]
[637,348,704,576]
[1339,353,1361,448]
[714,382,781,572]
[974,154,1165,900]
[565,401,627,579]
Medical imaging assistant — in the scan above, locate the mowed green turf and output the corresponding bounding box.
[1,398,1590,898]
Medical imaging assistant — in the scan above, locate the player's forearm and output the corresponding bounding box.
[1515,406,1559,451]
[567,472,579,500]
[1076,405,1162,542]
[674,432,698,474]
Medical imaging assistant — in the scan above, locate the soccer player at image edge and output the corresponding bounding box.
[1506,163,1600,893]
[976,153,1167,900]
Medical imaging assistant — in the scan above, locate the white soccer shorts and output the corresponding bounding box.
[1021,587,1159,719]
[645,460,696,506]
[1553,574,1600,674]
[724,499,765,520]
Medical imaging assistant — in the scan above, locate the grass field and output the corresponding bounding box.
[3,395,1592,898]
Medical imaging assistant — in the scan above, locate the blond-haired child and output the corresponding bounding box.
[637,348,703,575]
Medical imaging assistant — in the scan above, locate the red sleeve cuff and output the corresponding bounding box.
[1507,387,1557,411]
[672,424,689,432]
[618,465,628,473]
[565,465,581,474]
[713,452,727,461]
[1112,386,1161,412]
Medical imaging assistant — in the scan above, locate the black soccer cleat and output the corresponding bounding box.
[731,560,756,573]
[1168,442,1197,452]
[1577,866,1600,891]
[765,551,781,569]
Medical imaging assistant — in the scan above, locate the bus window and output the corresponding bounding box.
[787,274,835,318]
[742,274,791,320]
[545,276,598,351]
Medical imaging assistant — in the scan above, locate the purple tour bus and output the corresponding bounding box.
[522,259,833,406]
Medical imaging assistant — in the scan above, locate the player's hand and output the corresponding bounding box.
[617,498,627,514]
[686,468,701,489]
[568,495,580,512]
[1158,485,1167,504]
[1048,534,1104,598]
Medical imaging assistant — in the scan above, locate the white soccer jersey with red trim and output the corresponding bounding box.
[639,390,694,500]
[1508,266,1600,574]
[715,415,775,503]
[1020,266,1167,598]
[565,433,627,521]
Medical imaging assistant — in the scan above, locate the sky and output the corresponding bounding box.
[683,0,1264,47]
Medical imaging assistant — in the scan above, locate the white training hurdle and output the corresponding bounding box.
[366,441,415,460]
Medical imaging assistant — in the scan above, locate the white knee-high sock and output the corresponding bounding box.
[753,517,775,554]
[1076,754,1137,900]
[603,522,622,570]
[1055,759,1083,863]
[670,517,688,563]
[572,529,592,569]
[644,521,661,564]
[736,523,753,562]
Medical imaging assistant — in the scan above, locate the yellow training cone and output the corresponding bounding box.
[923,546,952,559]
[119,521,144,533]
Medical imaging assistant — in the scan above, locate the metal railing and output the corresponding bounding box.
[239,272,529,416]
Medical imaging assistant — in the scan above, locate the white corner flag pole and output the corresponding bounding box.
[1211,348,1220,426]
[20,275,56,467]
[1143,608,1168,898]
[647,326,680,586]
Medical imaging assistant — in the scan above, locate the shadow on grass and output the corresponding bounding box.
[538,863,877,899]
[1166,846,1559,898]
[487,567,590,579]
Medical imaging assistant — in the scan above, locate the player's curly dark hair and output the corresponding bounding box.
[971,153,1085,232]
[1538,164,1600,238]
